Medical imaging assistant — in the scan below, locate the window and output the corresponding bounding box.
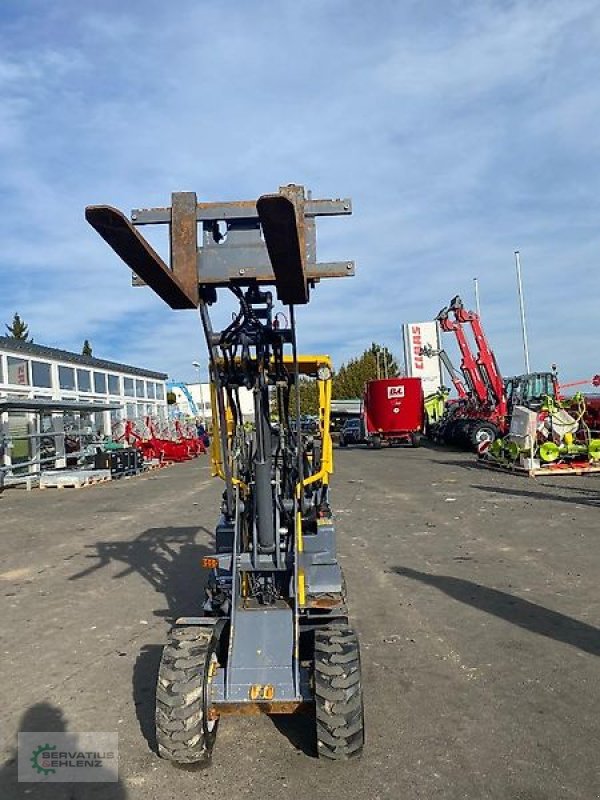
[77,369,91,392]
[123,377,134,397]
[7,356,30,386]
[146,381,155,399]
[58,365,76,390]
[0,357,3,383]
[126,402,136,419]
[155,383,165,401]
[107,374,120,395]
[31,361,52,388]
[135,379,145,398]
[94,372,107,394]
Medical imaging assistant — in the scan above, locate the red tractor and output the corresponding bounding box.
[363,377,424,448]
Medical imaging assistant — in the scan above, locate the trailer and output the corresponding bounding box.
[363,377,424,448]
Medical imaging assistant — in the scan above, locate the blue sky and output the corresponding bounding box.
[1,0,599,385]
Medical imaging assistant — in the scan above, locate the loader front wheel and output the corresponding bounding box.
[155,625,219,764]
[314,625,364,760]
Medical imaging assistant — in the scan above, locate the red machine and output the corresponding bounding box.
[363,377,424,448]
[434,296,562,451]
[435,296,509,450]
[112,417,205,463]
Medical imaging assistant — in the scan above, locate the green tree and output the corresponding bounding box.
[82,339,93,356]
[333,343,400,399]
[5,312,32,341]
[289,376,320,417]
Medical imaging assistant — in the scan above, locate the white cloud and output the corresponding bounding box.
[0,0,599,385]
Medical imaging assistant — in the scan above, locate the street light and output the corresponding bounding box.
[192,361,207,425]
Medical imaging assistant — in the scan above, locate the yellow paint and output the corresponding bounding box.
[250,684,274,700]
[298,570,306,606]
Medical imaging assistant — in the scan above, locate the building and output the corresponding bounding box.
[0,336,168,438]
[170,382,254,423]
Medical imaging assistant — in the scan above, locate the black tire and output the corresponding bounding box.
[468,421,497,452]
[339,437,348,448]
[461,419,477,448]
[371,435,381,450]
[155,625,218,764]
[314,625,364,760]
[442,419,457,445]
[410,432,421,448]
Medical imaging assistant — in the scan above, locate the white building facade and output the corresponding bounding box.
[0,336,168,436]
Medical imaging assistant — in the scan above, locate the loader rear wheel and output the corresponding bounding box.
[314,625,364,760]
[155,625,218,764]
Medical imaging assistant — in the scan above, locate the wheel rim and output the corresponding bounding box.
[475,427,494,444]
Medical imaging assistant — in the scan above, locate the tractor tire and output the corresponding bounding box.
[468,421,498,453]
[442,419,458,445]
[314,625,365,760]
[155,625,218,764]
[371,435,382,450]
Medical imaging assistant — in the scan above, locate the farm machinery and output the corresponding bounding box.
[362,377,424,448]
[425,296,559,451]
[486,392,600,474]
[86,184,364,761]
[112,417,205,462]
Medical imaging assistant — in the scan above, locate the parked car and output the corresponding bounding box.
[339,417,364,447]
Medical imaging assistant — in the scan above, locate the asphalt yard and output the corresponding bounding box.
[1,443,599,799]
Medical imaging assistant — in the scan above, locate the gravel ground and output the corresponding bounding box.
[0,443,599,799]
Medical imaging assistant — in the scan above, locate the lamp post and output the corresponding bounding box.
[514,251,531,374]
[191,361,206,425]
[473,277,481,317]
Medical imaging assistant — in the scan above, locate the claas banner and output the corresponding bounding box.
[402,321,443,396]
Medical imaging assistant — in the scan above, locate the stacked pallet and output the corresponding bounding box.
[40,469,111,489]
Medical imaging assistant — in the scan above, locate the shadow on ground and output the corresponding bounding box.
[472,483,600,508]
[429,457,481,472]
[269,713,317,758]
[68,526,310,757]
[68,525,214,619]
[392,565,600,657]
[0,701,127,799]
[69,526,215,756]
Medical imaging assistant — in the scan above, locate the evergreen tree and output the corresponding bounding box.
[82,339,93,356]
[5,313,32,341]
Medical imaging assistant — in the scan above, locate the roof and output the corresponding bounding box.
[282,354,333,376]
[0,399,122,413]
[0,336,167,380]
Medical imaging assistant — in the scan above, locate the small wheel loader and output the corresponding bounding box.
[86,184,364,762]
